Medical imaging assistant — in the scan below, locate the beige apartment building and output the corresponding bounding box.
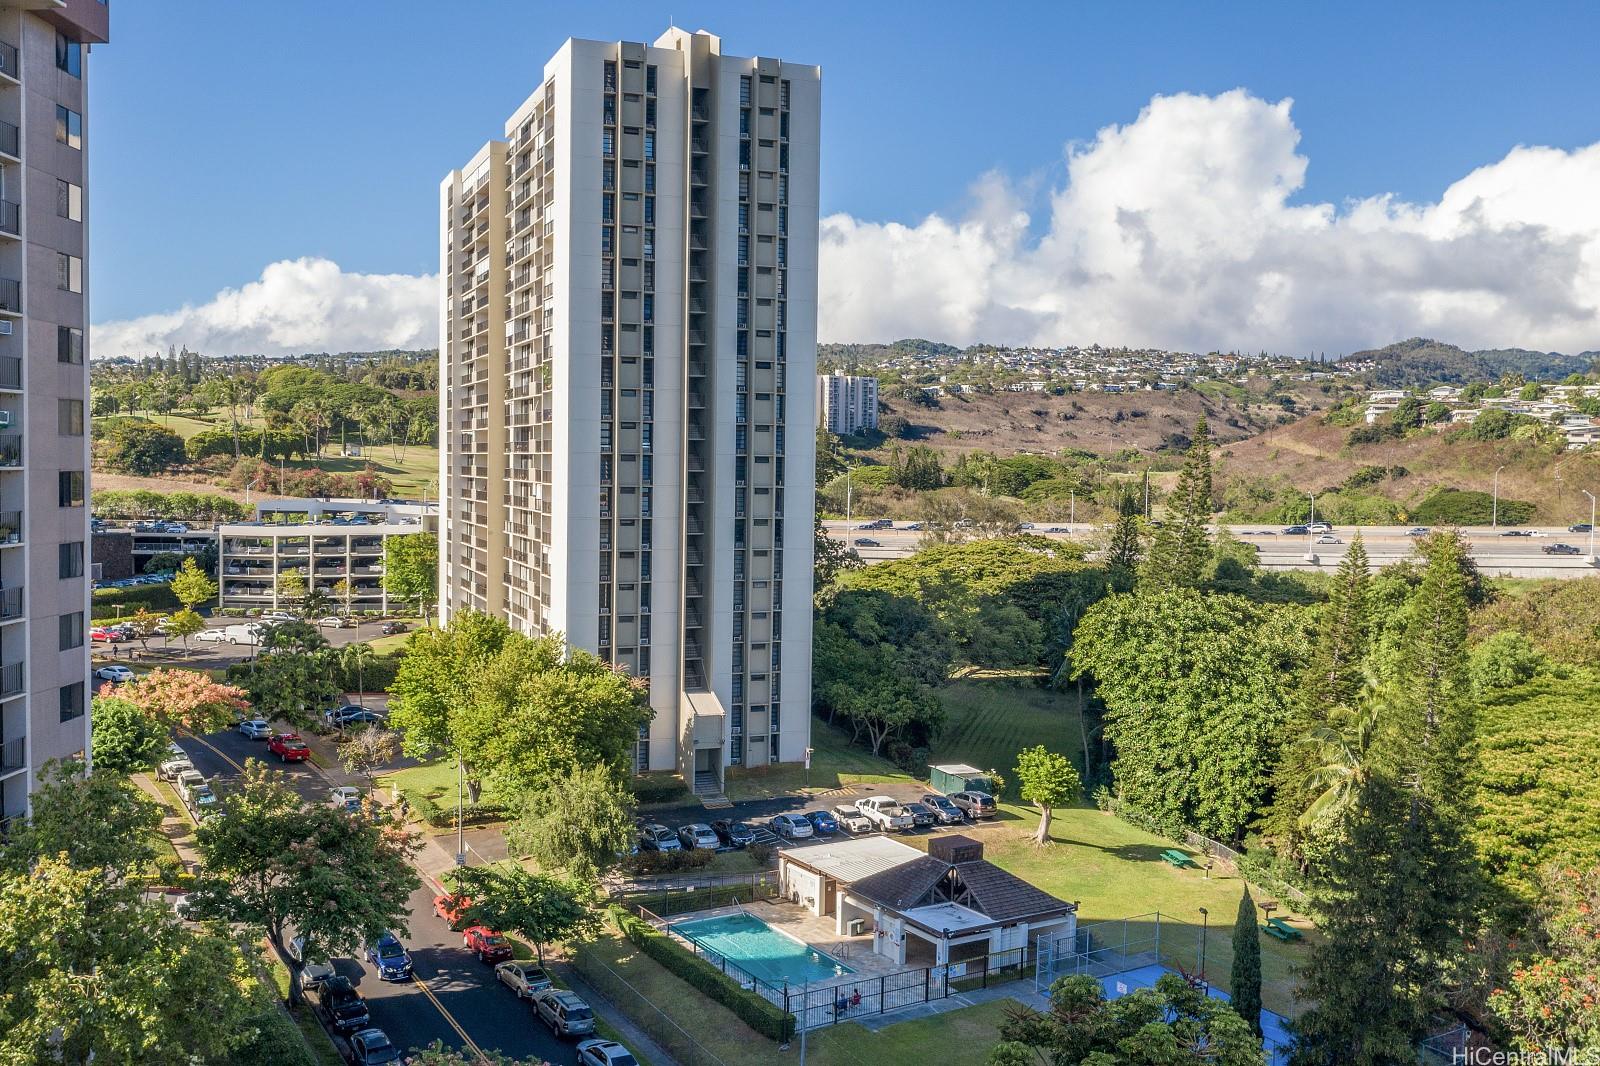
[440,28,818,795]
[816,373,878,436]
[0,0,109,831]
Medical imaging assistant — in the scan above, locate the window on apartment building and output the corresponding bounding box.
[59,541,83,579]
[646,65,657,94]
[59,612,84,650]
[58,398,83,436]
[739,76,751,106]
[57,253,82,293]
[643,131,655,161]
[56,33,82,77]
[55,105,81,149]
[58,470,84,507]
[58,326,83,364]
[60,681,85,722]
[57,180,82,222]
[601,129,613,157]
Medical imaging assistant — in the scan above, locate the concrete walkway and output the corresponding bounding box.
[132,772,203,873]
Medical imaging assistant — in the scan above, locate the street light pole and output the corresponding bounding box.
[1584,490,1597,562]
[1493,466,1505,529]
[455,756,465,867]
[1198,907,1209,982]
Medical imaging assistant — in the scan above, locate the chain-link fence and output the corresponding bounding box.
[572,950,731,1066]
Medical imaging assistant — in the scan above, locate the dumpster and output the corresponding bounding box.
[928,763,993,796]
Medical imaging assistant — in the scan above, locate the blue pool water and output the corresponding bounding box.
[671,912,854,988]
[1098,963,1291,1066]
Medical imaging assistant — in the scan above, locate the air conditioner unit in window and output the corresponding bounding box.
[0,321,12,335]
[0,412,10,428]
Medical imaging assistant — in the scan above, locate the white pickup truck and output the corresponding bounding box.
[856,795,915,832]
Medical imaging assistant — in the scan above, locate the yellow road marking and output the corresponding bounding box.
[180,730,245,774]
[414,972,488,1061]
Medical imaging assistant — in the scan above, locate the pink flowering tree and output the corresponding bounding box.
[127,668,251,733]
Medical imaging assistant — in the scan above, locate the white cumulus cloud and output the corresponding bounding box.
[93,257,438,358]
[818,89,1600,355]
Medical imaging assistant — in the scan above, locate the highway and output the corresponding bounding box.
[173,727,581,1065]
[823,520,1600,578]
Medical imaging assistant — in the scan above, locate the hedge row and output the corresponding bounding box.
[609,905,795,1041]
[92,582,182,613]
[409,790,507,829]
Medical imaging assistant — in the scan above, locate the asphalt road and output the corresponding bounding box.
[94,616,406,672]
[174,726,581,1065]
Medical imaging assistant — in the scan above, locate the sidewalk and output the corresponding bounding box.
[556,960,683,1066]
[132,772,203,873]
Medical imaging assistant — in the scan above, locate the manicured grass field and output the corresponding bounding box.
[376,758,512,821]
[806,999,1019,1066]
[724,717,911,801]
[931,674,1087,791]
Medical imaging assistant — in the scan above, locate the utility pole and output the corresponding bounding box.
[1492,465,1505,529]
[455,756,466,867]
[1198,907,1209,981]
[1584,490,1597,563]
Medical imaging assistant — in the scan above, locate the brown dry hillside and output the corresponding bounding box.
[874,380,1331,459]
[1220,416,1600,522]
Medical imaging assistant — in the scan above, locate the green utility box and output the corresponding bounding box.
[928,762,992,796]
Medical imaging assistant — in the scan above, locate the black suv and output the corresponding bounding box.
[1543,543,1583,556]
[710,819,756,848]
[315,976,370,1032]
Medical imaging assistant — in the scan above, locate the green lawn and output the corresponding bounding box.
[806,999,1019,1066]
[376,759,512,823]
[931,674,1087,791]
[724,717,912,801]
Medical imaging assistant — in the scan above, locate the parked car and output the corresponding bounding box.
[365,931,413,981]
[433,893,473,930]
[94,664,135,683]
[768,812,814,840]
[348,1028,405,1066]
[1315,534,1342,545]
[174,770,207,805]
[803,809,839,835]
[676,823,721,850]
[710,819,756,848]
[1407,527,1431,536]
[326,704,382,728]
[89,626,124,644]
[380,620,408,636]
[329,786,362,812]
[919,794,966,825]
[267,733,311,762]
[495,960,553,999]
[314,975,370,1032]
[577,1039,641,1066]
[288,936,334,993]
[637,823,682,852]
[1569,523,1593,533]
[855,796,915,832]
[158,756,194,781]
[903,801,937,828]
[259,612,298,625]
[237,718,272,740]
[533,988,597,1038]
[831,803,873,834]
[948,790,998,819]
[463,926,514,964]
[188,785,219,818]
[316,615,352,629]
[1544,543,1583,555]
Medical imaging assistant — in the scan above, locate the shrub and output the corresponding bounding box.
[631,775,692,806]
[91,582,180,619]
[1413,487,1534,526]
[622,847,716,876]
[609,906,796,1041]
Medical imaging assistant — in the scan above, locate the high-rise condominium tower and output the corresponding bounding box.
[0,0,110,831]
[439,28,818,795]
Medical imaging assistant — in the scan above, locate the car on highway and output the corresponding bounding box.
[463,925,515,964]
[919,794,967,825]
[1407,527,1431,536]
[329,786,362,812]
[904,522,924,531]
[315,615,352,629]
[637,823,681,852]
[676,823,721,850]
[1570,523,1593,533]
[1308,523,1332,534]
[1282,525,1309,535]
[237,718,272,740]
[380,620,408,635]
[854,537,881,547]
[433,893,473,930]
[266,733,311,762]
[768,812,814,840]
[158,756,194,781]
[348,1028,405,1066]
[831,803,873,833]
[94,664,135,684]
[1044,526,1070,533]
[710,819,756,848]
[533,988,598,1038]
[365,931,413,981]
[314,975,370,1033]
[903,801,938,828]
[495,960,553,999]
[1501,529,1533,537]
[577,1039,642,1066]
[948,790,998,819]
[804,809,839,835]
[1544,543,1583,555]
[1315,534,1342,545]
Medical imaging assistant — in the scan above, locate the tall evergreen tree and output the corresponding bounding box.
[1262,534,1371,854]
[1170,417,1215,587]
[1290,533,1478,1065]
[1103,489,1143,591]
[1231,883,1263,1038]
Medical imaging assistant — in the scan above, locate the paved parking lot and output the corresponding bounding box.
[92,615,407,673]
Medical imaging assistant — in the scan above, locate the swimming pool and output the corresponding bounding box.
[670,912,854,988]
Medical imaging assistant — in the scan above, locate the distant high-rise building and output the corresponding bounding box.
[816,373,878,436]
[0,0,110,831]
[439,28,818,795]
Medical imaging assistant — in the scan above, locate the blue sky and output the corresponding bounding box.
[90,1,1600,354]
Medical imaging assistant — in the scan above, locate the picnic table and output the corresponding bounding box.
[1159,848,1198,869]
[1262,916,1303,942]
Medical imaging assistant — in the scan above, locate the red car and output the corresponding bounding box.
[433,893,472,930]
[89,626,125,643]
[267,733,311,763]
[462,926,513,964]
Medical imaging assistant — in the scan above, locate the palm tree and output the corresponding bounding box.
[340,642,375,708]
[1299,696,1383,828]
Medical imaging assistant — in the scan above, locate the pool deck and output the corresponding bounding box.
[660,899,909,988]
